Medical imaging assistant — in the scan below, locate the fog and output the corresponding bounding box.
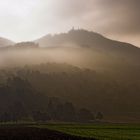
[0,40,139,71]
[0,47,96,69]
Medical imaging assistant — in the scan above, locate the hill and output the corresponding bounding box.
[0,29,140,122]
[0,63,140,123]
[35,29,140,70]
[0,37,14,47]
[35,29,140,54]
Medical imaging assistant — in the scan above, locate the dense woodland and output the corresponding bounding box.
[0,73,103,122]
[0,62,139,122]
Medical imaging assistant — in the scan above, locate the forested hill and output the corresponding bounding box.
[0,76,96,123]
[0,63,140,123]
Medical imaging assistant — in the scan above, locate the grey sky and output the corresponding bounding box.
[0,0,139,46]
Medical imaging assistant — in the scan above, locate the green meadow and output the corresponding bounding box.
[36,123,140,140]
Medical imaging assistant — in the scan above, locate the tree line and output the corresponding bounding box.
[0,77,103,123]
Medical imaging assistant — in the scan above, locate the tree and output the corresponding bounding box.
[61,102,76,121]
[78,108,94,122]
[0,112,11,122]
[51,102,76,121]
[32,111,50,122]
[11,101,27,122]
[47,100,57,120]
[96,112,103,120]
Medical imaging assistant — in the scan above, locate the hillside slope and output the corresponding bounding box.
[0,37,14,47]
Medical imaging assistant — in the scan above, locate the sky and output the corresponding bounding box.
[0,0,140,47]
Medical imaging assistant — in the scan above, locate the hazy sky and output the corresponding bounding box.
[0,0,140,46]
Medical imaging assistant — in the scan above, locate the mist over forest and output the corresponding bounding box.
[0,29,140,123]
[1,0,140,139]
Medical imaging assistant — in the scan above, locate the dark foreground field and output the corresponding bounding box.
[0,125,95,140]
[0,124,140,140]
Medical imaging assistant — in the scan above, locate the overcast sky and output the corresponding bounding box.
[0,0,139,46]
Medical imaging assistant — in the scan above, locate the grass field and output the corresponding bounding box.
[0,123,140,139]
[35,123,140,140]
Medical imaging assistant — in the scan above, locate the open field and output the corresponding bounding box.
[0,124,140,140]
[35,123,140,140]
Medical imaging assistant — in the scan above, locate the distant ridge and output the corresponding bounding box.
[35,29,139,50]
[0,37,14,47]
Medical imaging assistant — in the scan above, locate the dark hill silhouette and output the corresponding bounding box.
[35,29,140,68]
[35,29,140,53]
[1,29,140,69]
